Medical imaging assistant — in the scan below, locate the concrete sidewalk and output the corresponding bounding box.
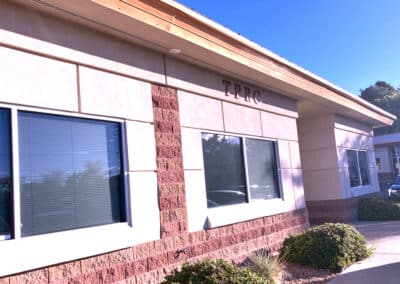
[329,221,400,284]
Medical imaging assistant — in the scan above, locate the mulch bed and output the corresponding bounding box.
[281,263,337,284]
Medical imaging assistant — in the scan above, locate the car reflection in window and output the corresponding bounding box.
[206,186,247,208]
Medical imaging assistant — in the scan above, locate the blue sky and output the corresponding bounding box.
[177,0,400,96]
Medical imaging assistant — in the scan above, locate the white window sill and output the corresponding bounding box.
[0,222,148,277]
[351,184,379,197]
[206,198,292,228]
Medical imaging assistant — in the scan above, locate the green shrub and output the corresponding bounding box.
[389,194,400,203]
[358,197,400,220]
[279,223,372,272]
[161,258,268,284]
[246,250,282,283]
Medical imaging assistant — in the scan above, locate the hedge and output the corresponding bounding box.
[279,223,371,272]
[358,197,400,221]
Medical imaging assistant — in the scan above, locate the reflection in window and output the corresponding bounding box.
[347,150,360,187]
[0,109,11,239]
[246,138,280,200]
[19,112,125,236]
[202,133,281,208]
[375,158,382,171]
[346,149,370,188]
[359,151,370,185]
[202,134,247,208]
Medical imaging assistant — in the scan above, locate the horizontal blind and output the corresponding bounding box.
[19,112,125,237]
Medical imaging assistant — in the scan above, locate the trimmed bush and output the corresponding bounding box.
[279,223,372,272]
[161,258,268,284]
[246,250,282,283]
[358,197,400,221]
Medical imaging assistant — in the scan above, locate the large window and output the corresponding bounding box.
[346,150,370,187]
[0,110,126,238]
[202,133,280,208]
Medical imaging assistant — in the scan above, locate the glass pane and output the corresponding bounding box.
[202,133,247,208]
[245,138,280,200]
[393,157,400,176]
[72,120,124,227]
[346,150,360,187]
[19,112,125,237]
[359,151,370,185]
[0,109,11,238]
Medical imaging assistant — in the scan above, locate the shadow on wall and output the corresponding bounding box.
[0,1,164,77]
[291,168,305,208]
[330,262,400,284]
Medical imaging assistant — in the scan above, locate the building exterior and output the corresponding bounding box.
[374,133,400,186]
[0,0,395,282]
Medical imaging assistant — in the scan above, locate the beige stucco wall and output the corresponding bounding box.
[299,114,379,201]
[0,1,166,85]
[178,85,305,232]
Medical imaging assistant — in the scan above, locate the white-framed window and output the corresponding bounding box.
[346,149,370,187]
[0,108,127,240]
[201,132,281,208]
[0,103,162,277]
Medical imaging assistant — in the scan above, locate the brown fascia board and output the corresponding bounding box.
[19,0,396,126]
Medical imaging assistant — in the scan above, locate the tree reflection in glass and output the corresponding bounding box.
[19,112,125,237]
[202,133,247,208]
[245,138,280,200]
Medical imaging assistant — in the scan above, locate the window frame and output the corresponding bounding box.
[0,103,155,277]
[11,107,130,239]
[346,149,370,188]
[201,131,283,207]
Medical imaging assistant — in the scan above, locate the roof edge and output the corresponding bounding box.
[161,0,396,122]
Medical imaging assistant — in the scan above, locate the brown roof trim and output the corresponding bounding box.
[156,0,395,123]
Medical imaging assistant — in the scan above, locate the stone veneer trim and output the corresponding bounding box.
[152,84,189,238]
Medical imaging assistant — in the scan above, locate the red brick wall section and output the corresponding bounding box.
[3,209,308,284]
[152,84,188,238]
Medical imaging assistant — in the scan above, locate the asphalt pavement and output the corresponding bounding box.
[329,221,400,284]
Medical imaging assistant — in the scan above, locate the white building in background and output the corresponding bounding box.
[374,133,400,185]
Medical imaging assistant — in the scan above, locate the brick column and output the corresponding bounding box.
[152,84,188,238]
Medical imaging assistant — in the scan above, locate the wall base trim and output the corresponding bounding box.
[306,194,379,225]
